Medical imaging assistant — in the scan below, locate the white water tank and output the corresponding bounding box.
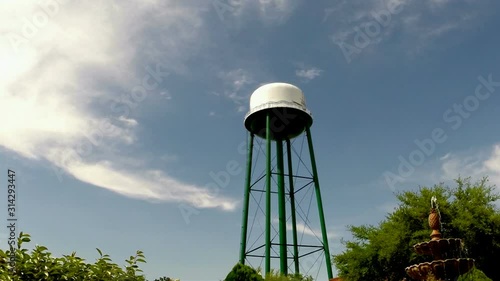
[244,83,313,140]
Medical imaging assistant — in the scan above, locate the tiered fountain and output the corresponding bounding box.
[405,197,475,281]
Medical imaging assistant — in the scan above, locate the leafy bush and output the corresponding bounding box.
[224,263,264,281]
[224,263,314,281]
[0,232,147,281]
[264,270,313,281]
[457,267,492,281]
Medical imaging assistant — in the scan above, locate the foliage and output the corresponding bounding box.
[333,177,500,281]
[264,269,313,281]
[224,264,315,281]
[0,232,147,281]
[154,277,176,281]
[457,267,492,281]
[224,263,264,281]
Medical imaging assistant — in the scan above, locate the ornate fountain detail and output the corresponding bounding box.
[405,197,475,281]
[428,197,441,241]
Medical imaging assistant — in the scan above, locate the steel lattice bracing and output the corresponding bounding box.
[239,123,333,280]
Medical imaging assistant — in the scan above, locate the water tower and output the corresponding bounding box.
[239,83,333,280]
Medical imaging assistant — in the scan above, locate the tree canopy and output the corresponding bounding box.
[224,263,314,281]
[0,232,176,281]
[333,177,500,281]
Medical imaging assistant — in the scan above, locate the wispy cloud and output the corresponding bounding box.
[288,221,338,239]
[295,66,323,82]
[256,0,300,24]
[0,1,237,210]
[439,144,500,188]
[327,0,494,59]
[213,0,301,25]
[215,68,254,112]
[270,218,338,240]
[380,143,500,195]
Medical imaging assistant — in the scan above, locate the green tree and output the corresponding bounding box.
[333,177,500,281]
[224,263,264,281]
[154,277,175,281]
[0,232,147,280]
[264,270,313,281]
[224,264,314,281]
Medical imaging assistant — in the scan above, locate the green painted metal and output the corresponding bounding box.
[276,139,287,275]
[240,133,254,264]
[240,107,334,279]
[286,139,300,274]
[305,126,334,280]
[265,112,272,275]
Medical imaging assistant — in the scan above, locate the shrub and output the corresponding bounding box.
[224,263,314,281]
[224,263,264,281]
[0,232,147,281]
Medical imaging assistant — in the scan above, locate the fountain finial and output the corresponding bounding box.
[431,196,438,209]
[406,196,475,280]
[429,196,441,240]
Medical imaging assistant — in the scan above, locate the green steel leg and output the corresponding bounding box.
[276,139,287,275]
[305,126,333,280]
[240,133,254,264]
[265,113,272,275]
[286,139,300,275]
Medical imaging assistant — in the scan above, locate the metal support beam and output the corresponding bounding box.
[305,126,334,280]
[286,139,300,275]
[239,133,254,264]
[265,113,272,275]
[276,139,287,275]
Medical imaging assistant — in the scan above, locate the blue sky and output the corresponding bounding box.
[1,0,500,280]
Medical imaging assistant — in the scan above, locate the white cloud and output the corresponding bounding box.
[61,160,236,210]
[380,143,500,196]
[422,22,459,39]
[225,69,253,92]
[119,116,139,127]
[295,67,323,81]
[440,144,500,187]
[270,218,338,240]
[437,145,500,208]
[440,153,451,161]
[0,1,237,210]
[256,0,298,23]
[216,68,254,110]
[414,144,500,189]
[327,0,493,57]
[216,0,300,25]
[289,221,318,238]
[484,145,500,189]
[160,90,172,100]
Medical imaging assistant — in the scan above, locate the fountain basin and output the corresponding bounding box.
[405,258,474,280]
[413,238,463,259]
